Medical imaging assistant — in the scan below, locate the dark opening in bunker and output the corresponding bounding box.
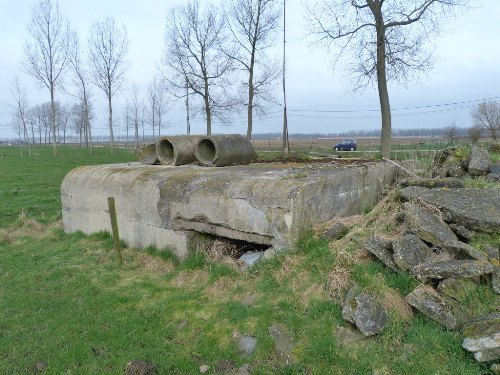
[196,235,270,260]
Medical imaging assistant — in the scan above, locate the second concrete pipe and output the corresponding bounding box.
[195,134,257,167]
[156,135,201,166]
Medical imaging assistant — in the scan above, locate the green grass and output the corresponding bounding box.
[0,145,496,374]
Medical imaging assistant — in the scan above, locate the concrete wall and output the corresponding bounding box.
[61,162,396,258]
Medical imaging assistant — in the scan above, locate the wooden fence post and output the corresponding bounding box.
[107,197,123,265]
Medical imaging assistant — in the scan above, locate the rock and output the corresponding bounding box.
[437,278,477,302]
[464,334,500,352]
[405,285,468,330]
[239,251,264,268]
[333,325,366,346]
[362,237,398,272]
[491,363,500,375]
[323,222,349,240]
[431,146,463,178]
[393,234,435,271]
[404,202,458,246]
[342,285,362,325]
[125,360,157,375]
[446,163,467,178]
[199,364,209,373]
[447,223,473,243]
[439,240,487,261]
[486,164,500,182]
[468,146,491,176]
[268,324,295,364]
[464,313,500,339]
[238,335,257,357]
[402,187,500,234]
[474,347,500,362]
[399,177,465,189]
[493,267,500,295]
[412,259,493,280]
[342,286,389,336]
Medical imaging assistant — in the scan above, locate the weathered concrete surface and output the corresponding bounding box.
[62,162,396,257]
[393,234,435,271]
[402,187,500,233]
[468,146,491,176]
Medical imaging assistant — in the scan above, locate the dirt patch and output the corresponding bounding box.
[170,269,210,288]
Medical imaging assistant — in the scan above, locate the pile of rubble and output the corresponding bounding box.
[329,145,499,371]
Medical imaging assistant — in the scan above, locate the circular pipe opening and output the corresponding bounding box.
[157,139,175,164]
[196,139,216,164]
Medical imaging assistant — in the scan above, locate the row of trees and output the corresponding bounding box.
[12,0,497,157]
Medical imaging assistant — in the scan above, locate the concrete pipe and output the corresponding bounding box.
[156,135,201,166]
[138,144,159,165]
[195,134,258,167]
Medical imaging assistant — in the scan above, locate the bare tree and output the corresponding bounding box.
[443,121,458,144]
[55,102,71,144]
[9,77,31,156]
[471,102,499,141]
[163,0,235,135]
[307,0,470,157]
[226,0,281,139]
[146,77,170,138]
[68,32,93,150]
[468,125,481,144]
[23,0,71,155]
[129,84,141,150]
[88,17,129,153]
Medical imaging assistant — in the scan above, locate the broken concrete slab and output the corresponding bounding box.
[323,222,349,240]
[439,240,487,261]
[239,251,264,268]
[62,162,396,258]
[447,223,473,243]
[474,347,500,362]
[411,259,493,280]
[402,187,500,234]
[362,237,398,272]
[468,146,491,176]
[342,286,389,336]
[404,202,458,246]
[405,285,469,330]
[393,234,435,271]
[399,177,465,189]
[437,278,477,302]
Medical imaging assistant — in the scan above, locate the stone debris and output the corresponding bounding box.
[237,335,257,357]
[447,223,473,242]
[440,240,487,261]
[362,237,398,272]
[393,234,435,271]
[239,251,265,268]
[404,202,458,246]
[437,278,477,302]
[323,222,349,240]
[342,286,389,336]
[405,285,468,330]
[402,186,500,234]
[463,313,500,363]
[399,177,465,189]
[491,363,500,375]
[268,324,295,364]
[467,146,491,176]
[199,364,209,373]
[487,164,500,182]
[411,259,493,280]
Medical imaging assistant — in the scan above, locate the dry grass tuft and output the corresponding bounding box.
[136,253,175,275]
[204,277,237,300]
[197,239,242,262]
[379,288,413,322]
[0,229,15,245]
[273,255,304,282]
[18,210,45,233]
[325,267,351,302]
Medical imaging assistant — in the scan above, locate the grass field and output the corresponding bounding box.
[0,144,497,374]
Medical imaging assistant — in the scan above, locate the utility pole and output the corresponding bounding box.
[185,75,191,135]
[282,0,289,153]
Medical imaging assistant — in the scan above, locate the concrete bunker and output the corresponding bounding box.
[61,161,397,259]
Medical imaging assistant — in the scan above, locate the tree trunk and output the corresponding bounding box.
[373,6,392,158]
[247,67,255,140]
[204,81,211,136]
[50,87,57,156]
[108,94,114,154]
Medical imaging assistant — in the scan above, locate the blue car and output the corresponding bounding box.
[333,139,357,151]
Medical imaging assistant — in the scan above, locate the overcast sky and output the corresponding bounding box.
[0,0,499,139]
